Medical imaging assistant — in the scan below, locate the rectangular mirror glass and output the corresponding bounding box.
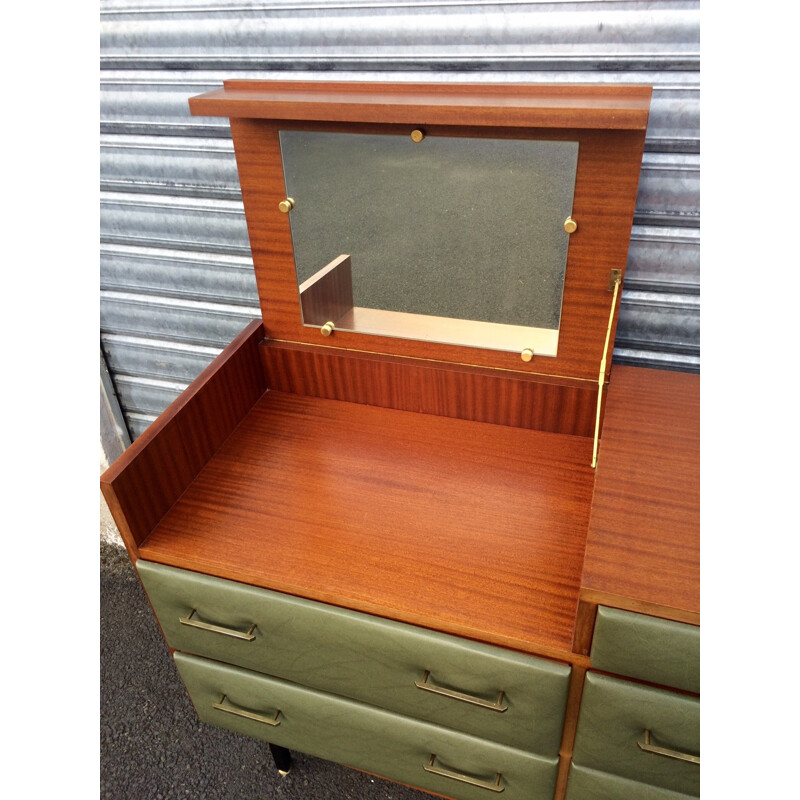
[279,130,578,356]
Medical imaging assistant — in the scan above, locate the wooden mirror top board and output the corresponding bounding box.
[189,81,652,388]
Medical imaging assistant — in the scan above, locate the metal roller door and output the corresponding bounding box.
[100,0,700,451]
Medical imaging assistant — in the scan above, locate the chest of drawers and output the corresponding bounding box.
[567,609,700,799]
[101,81,699,799]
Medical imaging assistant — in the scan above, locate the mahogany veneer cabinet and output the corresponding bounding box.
[101,82,699,800]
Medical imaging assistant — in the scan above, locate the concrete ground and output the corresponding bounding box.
[100,480,429,799]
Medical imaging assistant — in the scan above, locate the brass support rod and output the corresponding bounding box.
[591,273,622,468]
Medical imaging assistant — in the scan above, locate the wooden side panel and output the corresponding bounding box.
[581,366,700,622]
[260,341,597,436]
[100,320,267,559]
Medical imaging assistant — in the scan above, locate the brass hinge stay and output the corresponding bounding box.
[591,270,623,468]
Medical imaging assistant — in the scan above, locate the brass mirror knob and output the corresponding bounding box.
[521,348,534,362]
[320,321,335,337]
[563,216,577,234]
[410,129,425,143]
[278,198,295,213]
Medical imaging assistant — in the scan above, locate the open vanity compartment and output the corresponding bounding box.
[101,81,699,800]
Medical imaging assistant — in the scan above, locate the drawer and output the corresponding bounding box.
[566,764,697,800]
[590,607,699,693]
[138,560,570,755]
[572,672,699,797]
[175,652,559,800]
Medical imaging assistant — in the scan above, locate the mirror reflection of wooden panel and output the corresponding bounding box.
[280,131,578,355]
[299,254,354,327]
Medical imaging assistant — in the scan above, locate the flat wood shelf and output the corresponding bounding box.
[581,367,700,624]
[139,390,596,660]
[190,80,652,130]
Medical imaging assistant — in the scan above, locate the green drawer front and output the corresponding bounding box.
[591,607,699,693]
[566,764,697,800]
[175,653,559,800]
[138,560,570,756]
[572,673,699,797]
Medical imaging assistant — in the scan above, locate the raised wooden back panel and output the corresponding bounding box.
[190,81,651,434]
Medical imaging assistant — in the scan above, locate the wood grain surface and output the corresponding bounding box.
[190,80,652,130]
[260,340,598,436]
[100,320,267,558]
[554,665,589,800]
[299,254,354,326]
[202,80,649,384]
[138,391,596,659]
[229,115,645,384]
[581,366,700,623]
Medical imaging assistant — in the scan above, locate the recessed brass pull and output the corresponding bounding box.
[423,754,504,793]
[637,730,699,765]
[178,609,257,641]
[213,694,282,727]
[414,671,507,712]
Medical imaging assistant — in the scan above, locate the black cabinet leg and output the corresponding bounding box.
[269,743,292,776]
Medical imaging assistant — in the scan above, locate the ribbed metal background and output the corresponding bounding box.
[100,0,700,441]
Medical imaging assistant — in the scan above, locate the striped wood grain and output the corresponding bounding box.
[100,320,267,558]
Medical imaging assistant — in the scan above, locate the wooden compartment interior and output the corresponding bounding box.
[138,381,596,660]
[103,318,699,663]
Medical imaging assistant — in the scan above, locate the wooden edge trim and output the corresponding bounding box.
[100,481,145,565]
[579,589,700,627]
[554,665,587,800]
[572,600,598,656]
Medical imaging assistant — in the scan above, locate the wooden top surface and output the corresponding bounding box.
[139,391,596,660]
[190,80,652,130]
[581,366,700,623]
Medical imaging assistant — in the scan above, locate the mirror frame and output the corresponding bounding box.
[190,81,651,384]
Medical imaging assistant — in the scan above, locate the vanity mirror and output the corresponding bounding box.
[188,81,652,384]
[280,130,579,355]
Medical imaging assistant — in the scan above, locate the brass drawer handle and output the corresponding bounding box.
[423,754,504,793]
[415,670,508,712]
[638,730,699,765]
[178,609,257,641]
[212,694,281,727]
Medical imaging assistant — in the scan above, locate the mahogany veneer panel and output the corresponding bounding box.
[581,366,700,624]
[191,80,652,130]
[260,341,598,436]
[101,320,267,558]
[229,116,645,383]
[139,391,596,659]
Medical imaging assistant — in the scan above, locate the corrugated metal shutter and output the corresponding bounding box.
[100,0,700,443]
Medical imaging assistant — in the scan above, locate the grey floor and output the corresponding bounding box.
[100,520,430,799]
